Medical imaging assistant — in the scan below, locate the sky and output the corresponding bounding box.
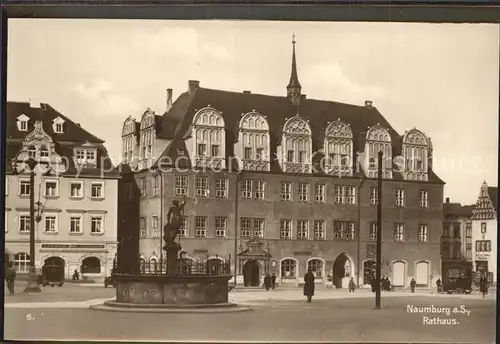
[6,19,499,205]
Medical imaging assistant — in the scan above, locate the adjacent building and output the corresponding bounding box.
[4,100,120,280]
[470,181,497,285]
[441,198,474,288]
[118,39,444,289]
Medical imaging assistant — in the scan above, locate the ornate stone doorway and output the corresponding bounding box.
[243,260,260,287]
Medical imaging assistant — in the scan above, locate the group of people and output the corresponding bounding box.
[369,276,392,292]
[263,273,277,291]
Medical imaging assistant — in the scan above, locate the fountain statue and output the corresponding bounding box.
[164,199,185,274]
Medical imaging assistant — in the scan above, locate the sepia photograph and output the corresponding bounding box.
[2,18,498,342]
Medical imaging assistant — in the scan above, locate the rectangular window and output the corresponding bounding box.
[298,183,309,202]
[140,217,147,238]
[244,147,252,159]
[152,175,159,196]
[44,215,57,233]
[394,223,405,242]
[215,178,228,198]
[315,184,325,203]
[453,223,461,239]
[70,181,83,198]
[242,180,253,199]
[280,181,292,201]
[140,178,147,198]
[418,224,428,242]
[476,240,492,252]
[215,217,227,238]
[334,185,344,204]
[195,217,207,238]
[86,150,96,163]
[345,186,356,205]
[481,222,487,234]
[256,148,264,160]
[313,220,325,240]
[369,222,377,241]
[69,216,82,233]
[299,150,306,163]
[297,220,309,240]
[465,222,472,238]
[396,189,405,207]
[44,181,58,197]
[175,175,188,196]
[91,183,104,199]
[370,187,378,205]
[179,216,187,237]
[195,176,209,198]
[280,219,292,239]
[198,143,206,156]
[345,222,355,240]
[19,180,31,196]
[253,219,265,238]
[75,149,86,163]
[241,218,252,238]
[333,221,344,240]
[466,244,472,260]
[420,190,428,208]
[254,180,265,200]
[19,214,30,232]
[91,216,103,234]
[151,216,159,237]
[211,145,220,156]
[20,120,27,131]
[287,150,294,162]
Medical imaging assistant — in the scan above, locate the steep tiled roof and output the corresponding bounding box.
[151,86,443,184]
[443,202,474,218]
[487,186,498,214]
[5,101,119,177]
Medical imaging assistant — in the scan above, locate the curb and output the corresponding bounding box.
[89,302,253,314]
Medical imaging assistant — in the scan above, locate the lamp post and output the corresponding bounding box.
[375,151,383,309]
[356,175,364,288]
[12,156,51,293]
[153,169,163,273]
[233,170,242,287]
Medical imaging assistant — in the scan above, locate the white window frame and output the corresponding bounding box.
[298,183,309,202]
[215,178,228,198]
[195,216,207,238]
[370,187,378,205]
[90,182,104,199]
[19,179,31,196]
[308,259,323,278]
[253,218,265,238]
[19,213,30,233]
[313,220,325,240]
[44,179,59,197]
[19,120,28,131]
[394,223,405,242]
[152,175,159,196]
[90,214,104,234]
[139,178,147,198]
[241,218,252,238]
[280,219,292,239]
[334,185,345,204]
[280,181,292,201]
[14,253,30,273]
[55,122,64,133]
[345,186,356,205]
[333,221,344,240]
[151,216,160,237]
[140,217,147,238]
[346,222,355,240]
[215,217,227,238]
[254,180,265,200]
[69,215,83,234]
[418,224,428,242]
[43,213,58,233]
[69,181,84,198]
[179,216,187,237]
[315,184,325,203]
[419,190,428,208]
[195,176,209,198]
[297,220,309,240]
[396,189,405,207]
[369,223,378,241]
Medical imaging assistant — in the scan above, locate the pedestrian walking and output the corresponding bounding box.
[370,277,376,293]
[348,277,355,293]
[410,278,416,293]
[303,267,315,302]
[264,274,271,291]
[479,275,488,298]
[271,273,276,290]
[5,262,16,296]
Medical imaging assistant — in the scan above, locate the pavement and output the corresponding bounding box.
[3,284,496,342]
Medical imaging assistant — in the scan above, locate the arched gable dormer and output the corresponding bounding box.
[402,128,430,181]
[138,109,156,169]
[192,106,226,170]
[324,119,353,177]
[281,115,312,174]
[365,124,392,179]
[121,116,138,164]
[238,111,270,171]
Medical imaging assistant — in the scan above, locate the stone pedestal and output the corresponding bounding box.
[24,266,41,293]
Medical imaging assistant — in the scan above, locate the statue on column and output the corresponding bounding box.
[164,198,186,274]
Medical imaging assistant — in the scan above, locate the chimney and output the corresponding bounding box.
[243,90,251,94]
[365,100,373,108]
[188,80,200,95]
[166,88,173,112]
[29,98,41,108]
[446,197,450,204]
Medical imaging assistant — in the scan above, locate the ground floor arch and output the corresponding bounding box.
[81,256,101,274]
[332,253,353,288]
[392,261,406,287]
[415,261,430,286]
[243,260,260,287]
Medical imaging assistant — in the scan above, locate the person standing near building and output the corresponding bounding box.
[348,277,356,293]
[271,273,276,290]
[5,262,16,296]
[410,278,416,293]
[479,275,488,298]
[264,274,271,291]
[303,268,315,302]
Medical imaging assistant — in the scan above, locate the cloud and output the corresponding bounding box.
[131,26,234,63]
[302,62,387,105]
[72,79,142,117]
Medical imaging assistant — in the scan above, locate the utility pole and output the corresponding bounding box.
[375,151,383,309]
[356,176,364,288]
[233,171,241,287]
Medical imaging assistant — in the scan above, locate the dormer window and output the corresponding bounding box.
[52,116,65,134]
[28,146,37,159]
[40,146,49,158]
[75,148,97,165]
[17,114,30,132]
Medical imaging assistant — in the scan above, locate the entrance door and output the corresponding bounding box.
[243,260,260,287]
[392,261,405,287]
[415,261,429,286]
[332,253,351,289]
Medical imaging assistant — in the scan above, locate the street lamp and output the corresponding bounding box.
[153,169,164,273]
[356,173,364,288]
[233,170,242,287]
[375,151,383,309]
[11,155,51,293]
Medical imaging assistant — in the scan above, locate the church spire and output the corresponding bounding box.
[287,34,302,106]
